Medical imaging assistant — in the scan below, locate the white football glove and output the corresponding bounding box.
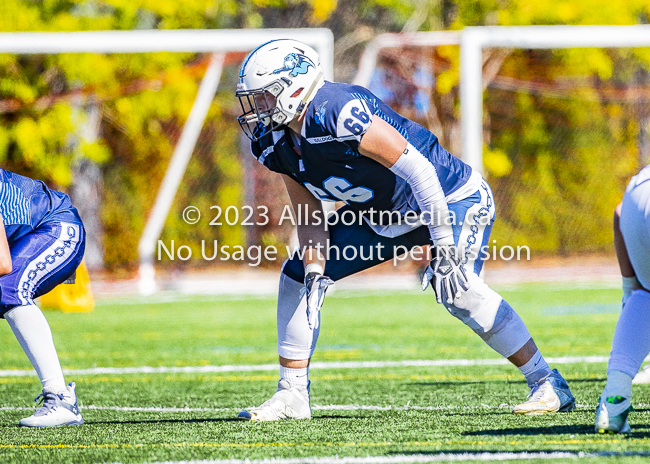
[421,245,469,305]
[302,270,334,330]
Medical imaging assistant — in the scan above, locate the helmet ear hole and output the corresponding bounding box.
[290,88,304,98]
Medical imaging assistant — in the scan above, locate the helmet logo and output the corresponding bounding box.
[273,53,314,77]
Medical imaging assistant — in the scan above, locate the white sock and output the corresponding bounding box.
[608,288,650,377]
[518,349,551,387]
[280,365,309,388]
[4,304,67,393]
[602,370,633,400]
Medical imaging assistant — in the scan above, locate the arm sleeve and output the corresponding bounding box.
[389,142,454,246]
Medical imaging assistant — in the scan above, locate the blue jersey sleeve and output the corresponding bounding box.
[0,169,82,245]
[250,131,302,177]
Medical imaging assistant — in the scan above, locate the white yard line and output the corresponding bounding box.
[0,404,480,412]
[0,356,612,378]
[0,406,229,412]
[2,403,637,413]
[106,451,650,464]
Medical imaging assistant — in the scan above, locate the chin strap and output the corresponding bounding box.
[295,71,324,119]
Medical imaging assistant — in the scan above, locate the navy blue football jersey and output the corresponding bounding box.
[251,81,473,222]
[0,169,83,245]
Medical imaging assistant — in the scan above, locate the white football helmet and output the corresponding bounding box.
[236,39,325,141]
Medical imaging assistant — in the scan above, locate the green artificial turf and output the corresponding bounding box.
[0,283,648,463]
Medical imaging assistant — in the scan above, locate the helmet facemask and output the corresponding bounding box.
[236,80,288,141]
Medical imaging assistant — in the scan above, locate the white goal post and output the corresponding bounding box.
[460,25,650,174]
[352,25,650,175]
[0,29,334,294]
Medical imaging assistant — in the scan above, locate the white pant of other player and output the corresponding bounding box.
[596,165,650,433]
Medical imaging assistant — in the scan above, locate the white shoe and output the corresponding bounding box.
[595,395,632,434]
[238,379,311,421]
[19,383,84,427]
[633,365,650,384]
[513,369,576,415]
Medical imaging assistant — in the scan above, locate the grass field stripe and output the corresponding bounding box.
[2,440,650,450]
[6,402,645,412]
[105,451,650,464]
[1,405,479,412]
[0,403,616,412]
[0,371,612,385]
[85,405,234,412]
[0,404,485,412]
[0,355,612,378]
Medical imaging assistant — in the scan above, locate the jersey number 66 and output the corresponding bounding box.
[343,107,370,135]
[304,176,374,204]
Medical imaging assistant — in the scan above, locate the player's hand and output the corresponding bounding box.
[303,271,334,330]
[421,245,469,305]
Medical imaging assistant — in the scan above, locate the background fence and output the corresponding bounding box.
[2,24,650,277]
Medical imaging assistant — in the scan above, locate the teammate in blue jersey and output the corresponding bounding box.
[595,165,650,433]
[0,169,85,427]
[234,39,575,421]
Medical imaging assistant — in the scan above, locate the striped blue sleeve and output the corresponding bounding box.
[0,181,31,226]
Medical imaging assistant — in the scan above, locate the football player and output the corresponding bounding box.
[0,169,85,427]
[595,164,650,433]
[235,39,575,420]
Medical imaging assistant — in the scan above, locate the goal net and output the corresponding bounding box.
[0,29,333,293]
[355,27,650,261]
[5,26,649,294]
